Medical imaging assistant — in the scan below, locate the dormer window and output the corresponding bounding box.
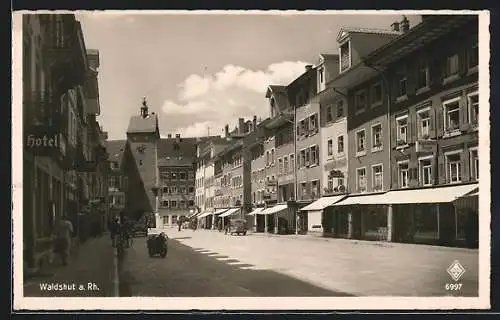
[340,41,351,73]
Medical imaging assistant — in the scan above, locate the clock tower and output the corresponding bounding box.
[125,97,160,220]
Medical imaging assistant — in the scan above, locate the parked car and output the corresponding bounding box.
[226,218,247,236]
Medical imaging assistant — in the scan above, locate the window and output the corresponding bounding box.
[162,186,169,194]
[419,157,433,186]
[398,162,409,188]
[371,123,382,150]
[337,135,345,154]
[172,216,178,224]
[289,154,295,172]
[310,145,319,166]
[282,156,288,174]
[319,67,324,83]
[326,105,334,122]
[397,74,407,98]
[444,54,459,78]
[356,130,366,154]
[300,182,307,198]
[443,98,460,133]
[340,41,351,72]
[305,148,311,165]
[271,149,275,164]
[417,108,431,139]
[311,180,320,198]
[161,200,169,207]
[371,82,382,105]
[417,63,429,90]
[180,186,186,194]
[468,35,478,69]
[189,186,194,193]
[327,139,333,157]
[446,153,462,183]
[171,200,177,208]
[299,150,306,168]
[372,164,383,191]
[356,168,367,193]
[310,114,318,132]
[337,100,344,117]
[278,158,283,175]
[266,151,270,166]
[468,92,479,127]
[355,91,366,112]
[396,115,408,145]
[470,148,479,180]
[171,186,177,194]
[139,160,143,166]
[180,200,186,208]
[171,172,177,180]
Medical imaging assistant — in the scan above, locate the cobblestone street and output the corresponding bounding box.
[156,228,479,297]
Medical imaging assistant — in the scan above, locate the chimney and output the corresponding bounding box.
[167,133,172,138]
[400,16,410,32]
[391,21,400,32]
[238,118,245,135]
[175,133,181,143]
[224,124,230,138]
[305,65,314,72]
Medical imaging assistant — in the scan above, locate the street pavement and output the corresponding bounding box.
[152,227,479,297]
[23,235,117,297]
[118,232,352,297]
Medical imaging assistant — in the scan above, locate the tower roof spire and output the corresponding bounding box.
[141,96,149,118]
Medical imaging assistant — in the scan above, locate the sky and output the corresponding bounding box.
[77,12,421,140]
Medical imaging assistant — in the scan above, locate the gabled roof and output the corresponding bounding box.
[157,137,198,161]
[336,27,402,43]
[127,114,159,134]
[265,85,288,98]
[106,140,126,164]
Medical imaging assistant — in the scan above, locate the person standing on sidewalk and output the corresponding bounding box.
[177,218,182,231]
[53,214,74,266]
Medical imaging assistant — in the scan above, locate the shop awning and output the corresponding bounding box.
[219,207,240,217]
[197,211,212,219]
[259,204,288,215]
[381,184,479,204]
[247,208,264,216]
[331,192,389,206]
[214,208,229,215]
[300,195,347,211]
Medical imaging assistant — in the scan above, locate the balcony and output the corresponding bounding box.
[41,15,87,95]
[263,192,277,202]
[266,179,278,187]
[24,91,64,128]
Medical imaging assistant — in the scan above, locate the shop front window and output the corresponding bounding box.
[362,207,388,239]
[414,204,439,240]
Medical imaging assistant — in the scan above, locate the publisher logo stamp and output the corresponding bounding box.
[447,260,466,282]
[445,260,465,292]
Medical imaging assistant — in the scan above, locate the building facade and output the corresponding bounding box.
[23,14,108,272]
[105,140,128,222]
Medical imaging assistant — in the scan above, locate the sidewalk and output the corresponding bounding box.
[23,234,117,297]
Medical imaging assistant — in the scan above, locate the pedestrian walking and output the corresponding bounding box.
[53,214,74,266]
[177,218,182,231]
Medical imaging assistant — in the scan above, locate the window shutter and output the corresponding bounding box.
[436,104,444,138]
[390,115,397,149]
[459,98,470,132]
[406,64,417,97]
[316,145,320,165]
[391,164,398,189]
[437,154,446,185]
[461,151,470,182]
[429,107,436,139]
[408,112,415,144]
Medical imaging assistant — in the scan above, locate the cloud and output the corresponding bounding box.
[163,60,310,137]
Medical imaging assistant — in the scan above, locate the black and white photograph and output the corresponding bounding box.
[12,10,490,310]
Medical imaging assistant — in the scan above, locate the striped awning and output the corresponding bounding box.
[247,208,264,216]
[219,208,240,217]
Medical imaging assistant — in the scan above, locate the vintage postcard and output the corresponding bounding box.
[12,10,491,311]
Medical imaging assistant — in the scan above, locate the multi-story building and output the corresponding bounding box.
[157,134,197,227]
[290,66,322,233]
[23,14,108,272]
[327,15,480,248]
[360,14,480,247]
[105,140,128,222]
[301,53,349,237]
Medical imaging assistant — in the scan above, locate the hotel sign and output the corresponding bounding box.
[25,131,66,157]
[416,140,437,153]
